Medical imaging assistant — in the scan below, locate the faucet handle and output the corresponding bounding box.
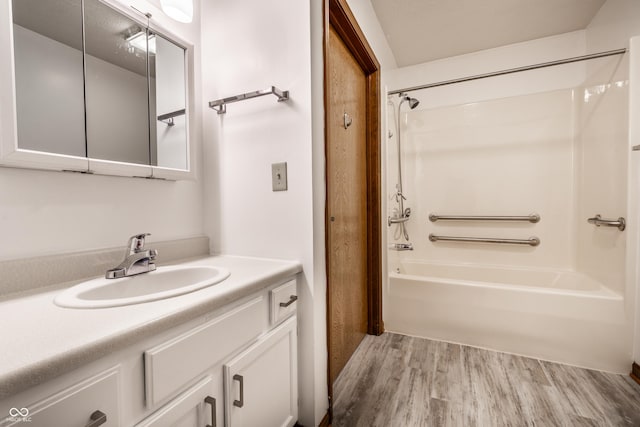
[128,233,151,253]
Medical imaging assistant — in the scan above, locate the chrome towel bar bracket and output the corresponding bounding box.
[429,213,540,223]
[157,108,186,126]
[429,234,540,247]
[208,86,289,114]
[587,214,625,231]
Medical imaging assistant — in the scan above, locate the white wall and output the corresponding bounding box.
[384,32,587,294]
[344,0,397,70]
[385,31,587,108]
[586,0,640,372]
[0,0,204,263]
[574,58,629,295]
[631,36,640,365]
[200,0,322,424]
[394,88,576,269]
[584,0,640,366]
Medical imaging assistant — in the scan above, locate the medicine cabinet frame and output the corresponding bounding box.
[0,0,195,180]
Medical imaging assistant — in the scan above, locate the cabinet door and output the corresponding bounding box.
[135,376,222,427]
[224,316,297,427]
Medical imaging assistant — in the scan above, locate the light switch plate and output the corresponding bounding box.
[272,162,287,191]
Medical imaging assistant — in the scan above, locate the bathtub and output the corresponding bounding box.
[386,260,630,373]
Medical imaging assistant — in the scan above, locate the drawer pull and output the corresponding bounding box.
[233,374,244,408]
[205,396,216,427]
[86,410,107,427]
[279,295,298,307]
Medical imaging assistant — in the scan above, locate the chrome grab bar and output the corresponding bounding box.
[587,214,626,231]
[429,234,540,247]
[429,213,540,223]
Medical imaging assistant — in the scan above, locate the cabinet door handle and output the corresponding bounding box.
[279,295,298,307]
[233,374,244,408]
[205,396,216,427]
[86,410,107,427]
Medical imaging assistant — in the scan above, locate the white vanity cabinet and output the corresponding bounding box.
[140,281,298,427]
[0,274,299,427]
[224,316,298,427]
[143,297,267,406]
[139,296,268,427]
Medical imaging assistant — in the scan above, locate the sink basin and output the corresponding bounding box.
[54,265,230,309]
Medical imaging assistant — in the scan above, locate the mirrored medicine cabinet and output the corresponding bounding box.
[0,0,193,179]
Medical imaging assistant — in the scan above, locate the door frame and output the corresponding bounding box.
[323,0,382,421]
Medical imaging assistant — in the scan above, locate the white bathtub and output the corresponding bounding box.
[386,260,630,373]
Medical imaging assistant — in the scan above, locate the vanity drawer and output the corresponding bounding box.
[2,368,120,427]
[144,297,266,406]
[270,279,297,325]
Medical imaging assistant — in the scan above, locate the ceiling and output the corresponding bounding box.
[369,0,607,67]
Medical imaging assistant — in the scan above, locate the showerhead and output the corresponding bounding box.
[399,93,420,109]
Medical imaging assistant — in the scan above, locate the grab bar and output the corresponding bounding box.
[587,214,625,231]
[429,234,540,247]
[429,213,540,223]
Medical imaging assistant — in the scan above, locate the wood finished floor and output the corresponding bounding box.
[332,333,640,427]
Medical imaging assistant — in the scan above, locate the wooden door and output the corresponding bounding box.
[326,23,368,387]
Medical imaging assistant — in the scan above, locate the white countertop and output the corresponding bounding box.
[0,255,302,399]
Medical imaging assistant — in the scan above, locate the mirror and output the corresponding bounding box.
[84,0,150,165]
[12,0,86,157]
[10,0,189,172]
[150,32,187,170]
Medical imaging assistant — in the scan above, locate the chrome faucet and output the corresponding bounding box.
[106,233,158,279]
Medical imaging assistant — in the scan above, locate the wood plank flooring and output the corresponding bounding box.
[332,333,640,427]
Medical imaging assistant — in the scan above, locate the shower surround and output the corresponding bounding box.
[383,28,637,373]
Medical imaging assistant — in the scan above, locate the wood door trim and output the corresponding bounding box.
[323,0,382,421]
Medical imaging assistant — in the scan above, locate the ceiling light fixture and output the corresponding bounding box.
[126,31,156,54]
[160,0,193,23]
